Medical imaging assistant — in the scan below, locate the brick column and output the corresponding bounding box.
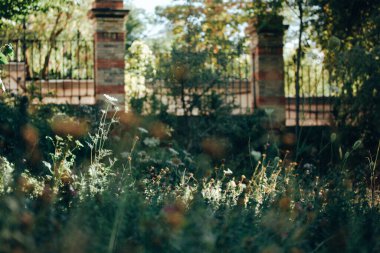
[247,15,287,125]
[89,0,129,108]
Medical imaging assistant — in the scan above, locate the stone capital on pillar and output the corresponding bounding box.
[247,15,288,126]
[89,0,129,109]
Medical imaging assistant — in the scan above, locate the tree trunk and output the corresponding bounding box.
[295,0,304,141]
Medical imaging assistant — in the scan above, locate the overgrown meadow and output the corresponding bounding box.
[0,94,379,253]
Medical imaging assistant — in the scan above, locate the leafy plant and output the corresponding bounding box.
[0,44,13,92]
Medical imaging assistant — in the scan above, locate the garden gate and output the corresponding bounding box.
[0,0,337,127]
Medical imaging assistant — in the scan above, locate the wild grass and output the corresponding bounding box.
[0,97,379,253]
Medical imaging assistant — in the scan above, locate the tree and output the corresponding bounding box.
[0,0,40,22]
[310,0,380,148]
[124,5,149,50]
[0,0,93,81]
[26,0,92,78]
[156,1,253,116]
[283,0,315,138]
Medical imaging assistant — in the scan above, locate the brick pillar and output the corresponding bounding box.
[247,15,288,125]
[89,0,129,108]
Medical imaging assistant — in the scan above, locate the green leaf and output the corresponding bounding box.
[0,52,8,65]
[352,140,362,150]
[2,44,13,57]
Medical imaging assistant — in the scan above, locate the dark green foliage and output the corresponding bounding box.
[0,96,99,175]
[1,152,379,253]
[310,0,380,149]
[125,7,147,49]
[332,45,380,149]
[0,0,40,21]
[0,97,378,253]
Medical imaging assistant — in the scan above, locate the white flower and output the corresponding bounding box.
[264,108,274,116]
[143,137,160,148]
[75,140,84,148]
[250,150,262,161]
[103,94,118,105]
[120,152,130,159]
[168,148,179,156]
[223,168,233,176]
[227,180,236,188]
[239,183,247,190]
[137,127,149,134]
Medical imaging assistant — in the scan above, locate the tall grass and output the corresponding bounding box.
[0,96,379,253]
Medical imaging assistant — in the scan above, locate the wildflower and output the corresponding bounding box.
[137,127,149,134]
[250,150,261,161]
[143,137,160,148]
[223,168,233,176]
[264,108,274,116]
[168,148,179,156]
[75,140,84,148]
[137,151,150,163]
[238,182,247,190]
[120,152,130,159]
[103,94,118,105]
[227,180,236,188]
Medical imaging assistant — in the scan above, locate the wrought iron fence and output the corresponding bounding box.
[144,51,253,115]
[285,64,338,125]
[0,33,95,103]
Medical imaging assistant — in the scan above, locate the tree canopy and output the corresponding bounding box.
[0,0,40,21]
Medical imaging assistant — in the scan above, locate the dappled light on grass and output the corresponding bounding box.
[0,96,379,252]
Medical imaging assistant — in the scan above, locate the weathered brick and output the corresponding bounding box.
[247,16,287,124]
[89,1,128,109]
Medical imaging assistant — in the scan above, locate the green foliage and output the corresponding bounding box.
[124,5,149,49]
[0,44,14,91]
[0,95,379,253]
[0,95,99,175]
[332,45,380,148]
[0,0,40,21]
[0,134,378,252]
[310,0,380,149]
[0,157,14,194]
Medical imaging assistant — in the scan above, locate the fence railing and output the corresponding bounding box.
[0,35,95,104]
[285,64,338,125]
[1,34,340,125]
[143,52,253,115]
